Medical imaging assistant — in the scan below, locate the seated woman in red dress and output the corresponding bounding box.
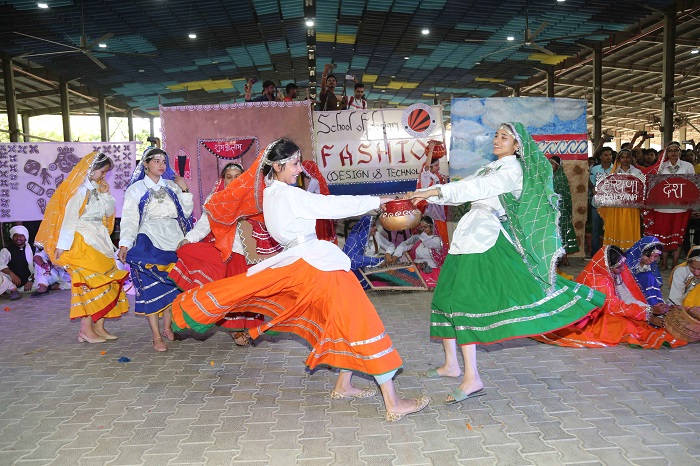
[533,245,687,349]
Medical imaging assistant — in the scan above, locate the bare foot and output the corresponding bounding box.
[433,365,461,378]
[163,328,176,341]
[153,337,167,352]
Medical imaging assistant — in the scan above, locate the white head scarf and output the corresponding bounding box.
[9,225,34,273]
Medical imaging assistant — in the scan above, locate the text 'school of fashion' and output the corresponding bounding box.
[9,124,695,425]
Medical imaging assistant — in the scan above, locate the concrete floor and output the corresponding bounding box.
[0,258,698,465]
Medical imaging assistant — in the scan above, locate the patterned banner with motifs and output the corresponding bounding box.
[0,142,138,221]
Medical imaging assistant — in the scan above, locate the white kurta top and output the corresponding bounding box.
[420,168,447,222]
[422,155,523,255]
[656,160,695,214]
[119,176,194,251]
[185,211,245,255]
[669,264,698,305]
[364,232,395,257]
[247,180,379,275]
[393,233,443,268]
[57,178,116,257]
[615,166,643,175]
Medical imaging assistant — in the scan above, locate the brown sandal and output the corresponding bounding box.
[231,331,252,347]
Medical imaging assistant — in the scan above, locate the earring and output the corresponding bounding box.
[144,166,149,173]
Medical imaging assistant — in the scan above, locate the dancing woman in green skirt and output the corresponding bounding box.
[406,122,604,404]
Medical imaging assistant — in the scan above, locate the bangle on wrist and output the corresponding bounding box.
[181,188,189,193]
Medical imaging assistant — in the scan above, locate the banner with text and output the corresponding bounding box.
[314,104,446,195]
[0,142,138,221]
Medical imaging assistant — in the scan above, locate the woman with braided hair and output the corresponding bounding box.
[407,122,605,404]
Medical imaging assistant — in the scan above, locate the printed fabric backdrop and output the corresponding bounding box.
[450,97,588,256]
[314,104,447,195]
[161,101,314,218]
[0,142,137,221]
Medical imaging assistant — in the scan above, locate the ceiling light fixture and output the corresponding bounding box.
[98,43,107,48]
[404,56,409,60]
[37,2,49,8]
[422,28,430,35]
[507,36,515,41]
[692,49,699,54]
[188,33,197,39]
[557,0,565,2]
[306,19,314,27]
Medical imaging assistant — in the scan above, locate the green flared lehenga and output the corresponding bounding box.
[429,122,604,345]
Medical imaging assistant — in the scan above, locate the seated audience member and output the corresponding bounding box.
[31,246,71,297]
[625,237,664,305]
[0,226,35,300]
[388,216,445,289]
[669,246,700,308]
[533,245,686,349]
[343,215,396,289]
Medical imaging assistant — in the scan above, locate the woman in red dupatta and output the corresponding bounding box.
[533,245,686,349]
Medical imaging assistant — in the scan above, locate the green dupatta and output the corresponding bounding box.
[499,122,564,294]
[552,167,580,254]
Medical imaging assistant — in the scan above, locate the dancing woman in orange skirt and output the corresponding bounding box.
[172,138,429,421]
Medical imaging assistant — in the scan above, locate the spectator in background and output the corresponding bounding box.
[549,156,579,255]
[342,82,367,110]
[283,83,299,101]
[589,147,614,256]
[245,79,280,102]
[318,64,340,111]
[644,141,695,271]
[31,246,71,297]
[0,225,35,300]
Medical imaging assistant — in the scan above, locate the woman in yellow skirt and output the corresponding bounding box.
[36,152,129,343]
[597,149,643,250]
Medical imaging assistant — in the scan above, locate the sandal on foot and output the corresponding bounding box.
[444,388,485,405]
[153,337,167,352]
[232,331,253,347]
[94,330,118,340]
[385,396,431,422]
[424,368,460,379]
[330,387,377,399]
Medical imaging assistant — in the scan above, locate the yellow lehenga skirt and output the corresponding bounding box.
[58,233,129,321]
[598,207,641,250]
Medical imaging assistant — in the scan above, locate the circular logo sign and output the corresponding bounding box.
[401,103,437,138]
